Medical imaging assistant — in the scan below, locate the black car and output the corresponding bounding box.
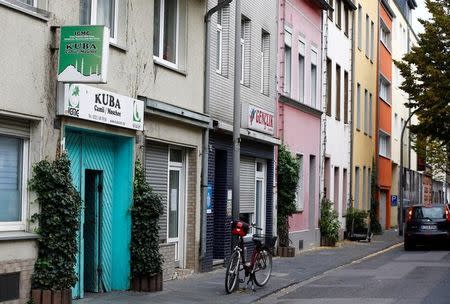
[404,204,450,250]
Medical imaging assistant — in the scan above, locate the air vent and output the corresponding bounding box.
[0,272,20,301]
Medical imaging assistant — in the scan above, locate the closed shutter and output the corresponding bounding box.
[0,117,30,138]
[222,4,230,77]
[240,156,255,214]
[145,141,169,241]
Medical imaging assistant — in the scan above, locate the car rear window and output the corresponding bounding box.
[413,207,445,219]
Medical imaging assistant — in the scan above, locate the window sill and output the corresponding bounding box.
[379,154,391,161]
[0,231,38,242]
[0,0,50,21]
[110,42,128,53]
[154,58,187,77]
[356,128,361,132]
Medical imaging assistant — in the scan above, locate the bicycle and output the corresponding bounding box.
[225,220,277,294]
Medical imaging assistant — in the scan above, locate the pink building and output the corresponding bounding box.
[277,0,329,251]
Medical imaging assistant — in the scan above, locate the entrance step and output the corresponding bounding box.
[173,268,194,280]
[213,259,224,270]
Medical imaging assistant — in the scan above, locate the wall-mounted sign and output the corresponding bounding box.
[242,103,274,135]
[391,195,398,207]
[207,185,212,214]
[58,25,109,83]
[58,83,144,131]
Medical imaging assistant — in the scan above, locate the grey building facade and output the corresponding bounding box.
[204,0,279,271]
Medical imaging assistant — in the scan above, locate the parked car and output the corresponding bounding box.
[404,204,450,250]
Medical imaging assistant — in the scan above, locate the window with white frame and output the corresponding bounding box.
[254,160,266,234]
[357,4,362,50]
[379,76,391,103]
[356,83,361,130]
[311,48,318,107]
[240,17,251,86]
[380,20,391,50]
[295,154,304,211]
[0,135,28,231]
[336,0,342,28]
[369,92,373,136]
[81,0,119,42]
[154,0,185,67]
[298,39,305,103]
[362,166,366,210]
[364,89,368,134]
[284,27,292,96]
[365,14,369,57]
[370,21,374,61]
[216,8,223,73]
[261,30,270,95]
[379,132,391,158]
[18,0,36,6]
[394,113,398,139]
[355,166,360,208]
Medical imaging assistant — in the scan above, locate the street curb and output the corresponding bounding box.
[253,241,404,303]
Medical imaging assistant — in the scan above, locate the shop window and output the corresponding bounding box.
[81,0,119,43]
[0,136,28,231]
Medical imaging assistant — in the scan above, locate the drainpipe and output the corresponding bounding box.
[200,0,234,271]
[349,7,356,209]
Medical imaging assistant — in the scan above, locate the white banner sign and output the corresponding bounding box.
[60,83,144,131]
[242,103,274,135]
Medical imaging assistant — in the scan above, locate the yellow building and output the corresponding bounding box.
[351,0,378,211]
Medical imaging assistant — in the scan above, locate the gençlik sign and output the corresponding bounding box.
[58,25,109,83]
[242,103,274,135]
[59,83,144,131]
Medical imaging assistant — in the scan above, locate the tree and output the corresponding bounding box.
[395,0,450,178]
[277,145,300,247]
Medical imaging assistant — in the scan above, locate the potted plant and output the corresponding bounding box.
[276,145,300,257]
[29,154,82,304]
[130,161,164,292]
[319,198,340,247]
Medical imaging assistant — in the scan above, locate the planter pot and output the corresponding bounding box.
[130,273,163,292]
[31,289,71,304]
[276,246,295,257]
[320,236,337,247]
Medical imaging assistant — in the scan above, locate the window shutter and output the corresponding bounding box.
[145,141,169,241]
[240,157,255,214]
[0,117,30,138]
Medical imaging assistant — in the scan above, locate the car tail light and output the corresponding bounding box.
[445,207,450,221]
[406,207,413,222]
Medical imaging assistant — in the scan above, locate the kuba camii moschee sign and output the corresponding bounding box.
[58,25,109,83]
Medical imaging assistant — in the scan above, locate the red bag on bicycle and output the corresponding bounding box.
[231,220,249,237]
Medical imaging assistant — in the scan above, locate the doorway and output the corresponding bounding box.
[380,191,387,230]
[84,170,103,293]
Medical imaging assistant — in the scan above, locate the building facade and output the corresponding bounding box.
[277,0,329,252]
[0,0,207,301]
[324,0,356,232]
[351,0,378,212]
[376,0,394,230]
[204,0,278,271]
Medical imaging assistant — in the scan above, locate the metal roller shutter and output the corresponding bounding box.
[145,141,169,241]
[0,116,30,138]
[240,156,255,214]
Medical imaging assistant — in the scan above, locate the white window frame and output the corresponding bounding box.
[295,154,304,211]
[380,19,391,51]
[19,0,37,7]
[284,26,292,95]
[364,89,368,134]
[379,131,391,158]
[90,0,119,44]
[356,83,361,130]
[216,10,223,74]
[0,137,29,232]
[254,159,266,235]
[357,4,362,50]
[310,47,318,108]
[298,37,306,103]
[370,20,374,61]
[365,14,369,58]
[154,0,180,69]
[379,75,391,104]
[166,147,186,264]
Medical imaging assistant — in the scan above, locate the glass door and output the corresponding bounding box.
[255,160,266,234]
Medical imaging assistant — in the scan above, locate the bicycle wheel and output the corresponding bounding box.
[253,248,272,287]
[225,251,240,294]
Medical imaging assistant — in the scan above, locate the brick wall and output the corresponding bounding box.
[0,258,35,304]
[159,243,175,281]
[185,148,198,270]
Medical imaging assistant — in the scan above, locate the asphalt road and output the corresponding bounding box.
[258,245,450,304]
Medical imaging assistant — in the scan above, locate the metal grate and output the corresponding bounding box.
[0,272,20,301]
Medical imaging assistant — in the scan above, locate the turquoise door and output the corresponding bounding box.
[66,130,133,299]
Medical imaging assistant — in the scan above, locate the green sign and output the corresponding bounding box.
[58,25,109,83]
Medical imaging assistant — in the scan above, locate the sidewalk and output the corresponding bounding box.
[75,230,402,304]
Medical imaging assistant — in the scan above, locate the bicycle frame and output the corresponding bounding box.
[235,235,263,289]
